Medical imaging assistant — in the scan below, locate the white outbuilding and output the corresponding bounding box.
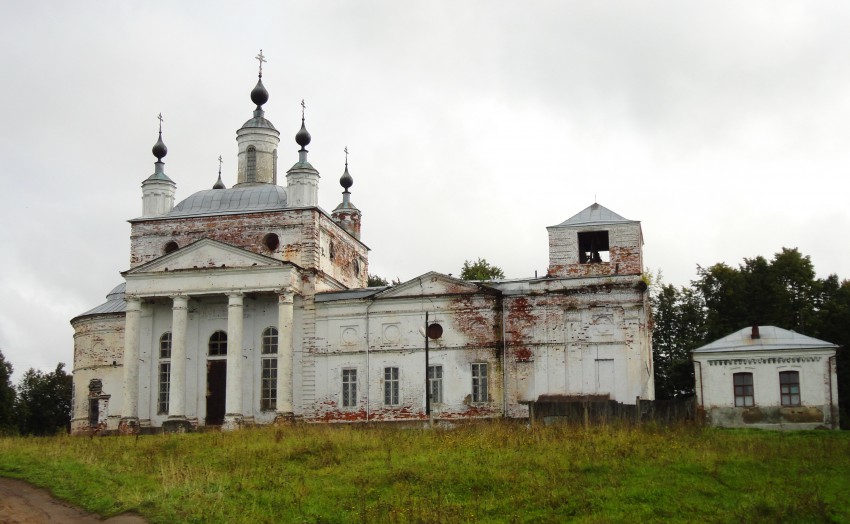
[692,326,839,429]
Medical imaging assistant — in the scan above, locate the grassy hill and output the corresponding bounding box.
[1,422,848,523]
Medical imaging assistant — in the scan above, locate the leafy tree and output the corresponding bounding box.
[367,274,389,287]
[0,349,15,434]
[15,363,72,436]
[460,258,505,281]
[651,281,706,399]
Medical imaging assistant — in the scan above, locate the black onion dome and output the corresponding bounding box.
[340,165,353,189]
[213,174,226,189]
[295,120,311,148]
[251,78,269,107]
[152,132,167,160]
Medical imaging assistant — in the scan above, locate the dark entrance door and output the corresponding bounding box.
[206,360,227,426]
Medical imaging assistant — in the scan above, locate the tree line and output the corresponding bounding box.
[0,352,71,436]
[651,247,850,427]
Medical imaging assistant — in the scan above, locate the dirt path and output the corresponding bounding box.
[0,478,147,523]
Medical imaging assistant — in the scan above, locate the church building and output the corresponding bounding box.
[70,57,654,434]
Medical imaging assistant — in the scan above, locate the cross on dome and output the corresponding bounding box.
[255,49,266,77]
[157,113,163,133]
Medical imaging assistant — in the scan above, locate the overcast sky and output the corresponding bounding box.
[1,1,849,381]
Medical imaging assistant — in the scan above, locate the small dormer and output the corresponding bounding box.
[546,203,643,278]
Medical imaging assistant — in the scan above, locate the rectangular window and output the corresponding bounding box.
[472,363,488,403]
[158,362,171,414]
[342,369,357,407]
[578,230,610,264]
[780,371,801,406]
[261,358,278,411]
[428,365,443,404]
[384,367,400,406]
[733,372,754,407]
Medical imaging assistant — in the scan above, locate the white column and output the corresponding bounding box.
[276,290,295,419]
[120,296,141,434]
[224,293,244,430]
[168,295,188,423]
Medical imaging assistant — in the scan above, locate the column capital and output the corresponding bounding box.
[171,295,189,309]
[125,295,142,309]
[277,288,295,304]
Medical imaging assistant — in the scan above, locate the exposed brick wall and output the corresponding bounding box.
[548,223,643,278]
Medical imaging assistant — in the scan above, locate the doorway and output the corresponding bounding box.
[206,360,227,425]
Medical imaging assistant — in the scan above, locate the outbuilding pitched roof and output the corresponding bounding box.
[692,325,838,354]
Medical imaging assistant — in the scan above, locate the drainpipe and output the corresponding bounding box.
[695,360,704,410]
[365,298,374,422]
[828,355,836,429]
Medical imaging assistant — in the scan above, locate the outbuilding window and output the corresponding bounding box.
[780,371,801,406]
[733,372,754,407]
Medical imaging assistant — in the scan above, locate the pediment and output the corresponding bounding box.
[375,271,493,299]
[124,238,286,275]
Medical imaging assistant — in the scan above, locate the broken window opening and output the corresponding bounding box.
[578,231,610,264]
[263,233,280,252]
[164,241,179,255]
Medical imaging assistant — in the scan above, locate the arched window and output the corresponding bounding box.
[164,241,179,254]
[262,327,279,354]
[159,332,172,359]
[209,330,228,356]
[246,146,257,182]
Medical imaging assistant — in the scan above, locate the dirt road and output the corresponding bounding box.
[0,478,147,523]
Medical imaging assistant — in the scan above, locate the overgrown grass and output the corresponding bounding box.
[1,422,848,523]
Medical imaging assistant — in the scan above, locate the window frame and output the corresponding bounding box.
[158,361,171,415]
[208,330,228,356]
[779,371,801,407]
[159,331,172,359]
[262,327,278,355]
[428,364,443,404]
[261,357,278,411]
[384,366,400,406]
[342,368,357,408]
[733,372,754,407]
[472,363,488,404]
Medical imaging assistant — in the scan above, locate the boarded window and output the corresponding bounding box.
[780,371,801,406]
[578,231,610,263]
[734,372,754,407]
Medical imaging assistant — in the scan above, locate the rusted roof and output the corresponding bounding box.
[551,203,637,227]
[692,326,838,354]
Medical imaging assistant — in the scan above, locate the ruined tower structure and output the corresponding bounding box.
[70,57,653,434]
